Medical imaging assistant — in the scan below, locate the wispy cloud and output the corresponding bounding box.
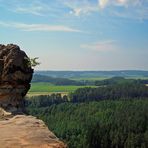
[0,0,98,17]
[60,0,148,20]
[13,1,65,17]
[81,40,118,51]
[0,21,82,33]
[69,6,98,16]
[14,5,44,16]
[61,0,98,16]
[0,0,65,17]
[0,0,148,20]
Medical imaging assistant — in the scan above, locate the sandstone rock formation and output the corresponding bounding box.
[0,44,33,113]
[0,115,66,148]
[0,44,66,148]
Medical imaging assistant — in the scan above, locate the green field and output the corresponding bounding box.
[28,76,148,96]
[28,82,96,96]
[70,77,108,81]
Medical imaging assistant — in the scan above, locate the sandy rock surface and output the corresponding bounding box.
[0,115,66,148]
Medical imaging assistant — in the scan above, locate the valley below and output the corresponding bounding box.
[26,71,148,148]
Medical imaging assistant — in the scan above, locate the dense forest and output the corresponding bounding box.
[26,82,148,148]
[26,99,148,148]
[70,82,148,102]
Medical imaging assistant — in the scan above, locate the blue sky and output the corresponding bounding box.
[0,0,148,70]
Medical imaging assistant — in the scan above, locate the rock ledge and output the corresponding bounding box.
[0,115,66,148]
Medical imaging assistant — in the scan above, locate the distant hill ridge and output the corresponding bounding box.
[32,74,84,85]
[35,70,148,78]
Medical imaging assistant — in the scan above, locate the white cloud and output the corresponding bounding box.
[98,0,148,8]
[0,21,82,33]
[81,40,118,51]
[99,0,109,9]
[98,0,148,20]
[98,0,141,8]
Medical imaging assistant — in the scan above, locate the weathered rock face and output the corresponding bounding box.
[0,44,33,113]
[0,115,66,148]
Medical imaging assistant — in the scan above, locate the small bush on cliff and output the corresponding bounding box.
[24,57,40,68]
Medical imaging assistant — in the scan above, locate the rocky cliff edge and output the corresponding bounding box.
[0,115,66,148]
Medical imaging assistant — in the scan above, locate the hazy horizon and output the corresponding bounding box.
[34,69,148,71]
[1,0,148,70]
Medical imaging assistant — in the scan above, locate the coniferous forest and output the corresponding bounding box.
[26,82,148,148]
